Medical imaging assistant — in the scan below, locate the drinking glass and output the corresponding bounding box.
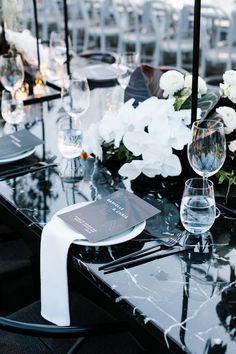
[180,178,217,236]
[50,31,68,66]
[0,54,24,96]
[57,116,83,159]
[1,90,25,127]
[117,52,140,89]
[187,120,226,179]
[61,76,90,119]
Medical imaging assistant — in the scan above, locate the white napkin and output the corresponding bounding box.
[40,216,83,326]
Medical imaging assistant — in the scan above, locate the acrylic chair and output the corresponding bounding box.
[0,290,146,354]
[200,13,236,77]
[80,0,120,52]
[156,3,193,69]
[116,0,159,64]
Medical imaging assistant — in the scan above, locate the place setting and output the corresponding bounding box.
[0,129,57,180]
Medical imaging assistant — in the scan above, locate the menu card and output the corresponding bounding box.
[0,130,43,159]
[58,190,160,243]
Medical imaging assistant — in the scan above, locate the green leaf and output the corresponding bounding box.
[181,91,220,119]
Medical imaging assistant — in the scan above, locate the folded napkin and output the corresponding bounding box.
[40,215,83,326]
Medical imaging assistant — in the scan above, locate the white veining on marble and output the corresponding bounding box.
[164,281,236,348]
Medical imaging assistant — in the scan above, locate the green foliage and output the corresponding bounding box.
[181,91,220,119]
[216,170,236,204]
[103,143,133,164]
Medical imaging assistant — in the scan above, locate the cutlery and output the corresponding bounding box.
[0,161,53,178]
[0,163,57,180]
[0,155,57,178]
[103,246,191,273]
[99,233,183,271]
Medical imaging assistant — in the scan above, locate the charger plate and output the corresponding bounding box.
[0,148,35,164]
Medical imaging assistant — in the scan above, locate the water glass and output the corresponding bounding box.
[57,116,82,159]
[61,76,90,119]
[180,178,217,236]
[187,119,226,179]
[117,52,140,89]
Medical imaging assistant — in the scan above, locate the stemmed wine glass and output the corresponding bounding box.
[0,54,25,132]
[187,119,226,181]
[0,53,24,97]
[49,31,71,79]
[117,52,140,90]
[59,76,90,182]
[1,90,26,133]
[61,76,90,122]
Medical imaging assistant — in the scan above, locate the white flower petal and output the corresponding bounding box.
[118,161,143,180]
[161,154,182,177]
[229,139,236,152]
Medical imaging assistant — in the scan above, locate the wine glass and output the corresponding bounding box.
[0,54,24,97]
[117,52,140,89]
[1,90,25,131]
[180,178,217,237]
[187,119,226,180]
[50,31,68,66]
[61,76,90,120]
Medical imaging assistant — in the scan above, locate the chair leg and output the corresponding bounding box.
[66,337,87,354]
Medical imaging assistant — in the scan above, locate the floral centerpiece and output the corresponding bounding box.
[84,67,236,202]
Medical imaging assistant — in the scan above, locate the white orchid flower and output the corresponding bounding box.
[168,119,191,150]
[160,154,182,177]
[119,160,144,180]
[229,139,236,153]
[83,123,103,160]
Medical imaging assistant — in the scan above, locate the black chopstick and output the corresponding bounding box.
[0,163,57,180]
[99,243,161,271]
[103,247,191,273]
[0,161,47,177]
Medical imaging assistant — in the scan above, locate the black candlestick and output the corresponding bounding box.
[32,0,40,69]
[191,0,201,125]
[63,0,71,77]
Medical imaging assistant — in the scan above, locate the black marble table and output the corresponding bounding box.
[0,79,235,354]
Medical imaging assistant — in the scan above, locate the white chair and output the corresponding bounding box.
[116,0,159,63]
[62,0,87,53]
[200,9,236,77]
[37,1,62,42]
[154,3,193,69]
[80,0,120,52]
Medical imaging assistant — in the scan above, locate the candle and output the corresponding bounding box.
[15,83,29,100]
[33,72,45,98]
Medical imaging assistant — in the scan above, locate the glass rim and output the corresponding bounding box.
[192,119,224,129]
[184,177,214,189]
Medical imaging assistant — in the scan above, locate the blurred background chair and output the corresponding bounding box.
[116,0,159,64]
[80,0,120,53]
[200,7,236,77]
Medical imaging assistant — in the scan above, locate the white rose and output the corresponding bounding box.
[184,75,207,96]
[159,70,185,98]
[229,139,236,152]
[216,106,236,134]
[227,85,236,104]
[223,70,236,85]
